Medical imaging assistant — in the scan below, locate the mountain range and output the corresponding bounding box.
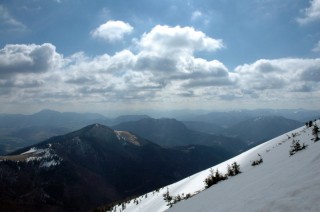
[1,108,317,155]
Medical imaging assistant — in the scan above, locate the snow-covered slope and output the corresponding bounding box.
[109,120,320,212]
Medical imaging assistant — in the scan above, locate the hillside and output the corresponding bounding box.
[223,116,302,146]
[113,118,247,154]
[107,120,320,212]
[111,115,151,125]
[113,118,195,147]
[187,109,320,127]
[182,121,224,134]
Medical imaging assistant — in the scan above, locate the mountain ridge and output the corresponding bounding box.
[222,115,302,146]
[113,117,248,154]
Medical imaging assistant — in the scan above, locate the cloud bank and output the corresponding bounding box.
[1,25,319,111]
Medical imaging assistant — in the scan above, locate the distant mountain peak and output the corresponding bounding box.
[90,123,104,128]
[81,123,112,131]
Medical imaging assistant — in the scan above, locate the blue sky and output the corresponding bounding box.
[0,0,319,114]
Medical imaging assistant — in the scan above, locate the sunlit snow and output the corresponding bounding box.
[111,120,320,212]
[22,145,62,168]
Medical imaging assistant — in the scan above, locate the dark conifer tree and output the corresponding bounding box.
[232,162,241,175]
[312,124,319,142]
[227,164,234,176]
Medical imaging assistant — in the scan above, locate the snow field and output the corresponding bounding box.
[111,121,320,212]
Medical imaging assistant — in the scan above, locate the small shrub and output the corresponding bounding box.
[163,188,172,203]
[227,162,241,176]
[204,168,227,188]
[289,140,307,156]
[163,188,194,208]
[185,193,191,199]
[306,120,313,128]
[232,162,241,175]
[251,154,263,166]
[312,124,319,142]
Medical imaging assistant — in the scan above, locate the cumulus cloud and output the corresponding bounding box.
[1,25,319,110]
[60,54,319,105]
[91,20,133,42]
[235,58,320,93]
[135,54,177,73]
[0,43,62,76]
[297,0,320,25]
[0,43,63,99]
[300,65,320,82]
[138,25,224,57]
[131,26,232,92]
[1,26,228,103]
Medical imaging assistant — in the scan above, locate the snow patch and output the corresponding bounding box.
[115,130,141,146]
[23,147,62,168]
[21,147,38,155]
[40,159,61,168]
[115,131,122,141]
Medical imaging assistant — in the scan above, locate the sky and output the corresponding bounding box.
[0,0,320,114]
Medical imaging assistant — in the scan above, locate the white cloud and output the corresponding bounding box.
[0,25,230,105]
[297,0,320,25]
[0,5,27,32]
[133,26,230,90]
[1,25,319,110]
[312,40,320,52]
[91,20,133,42]
[235,58,320,92]
[0,43,62,76]
[138,25,224,57]
[65,55,317,105]
[191,10,202,21]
